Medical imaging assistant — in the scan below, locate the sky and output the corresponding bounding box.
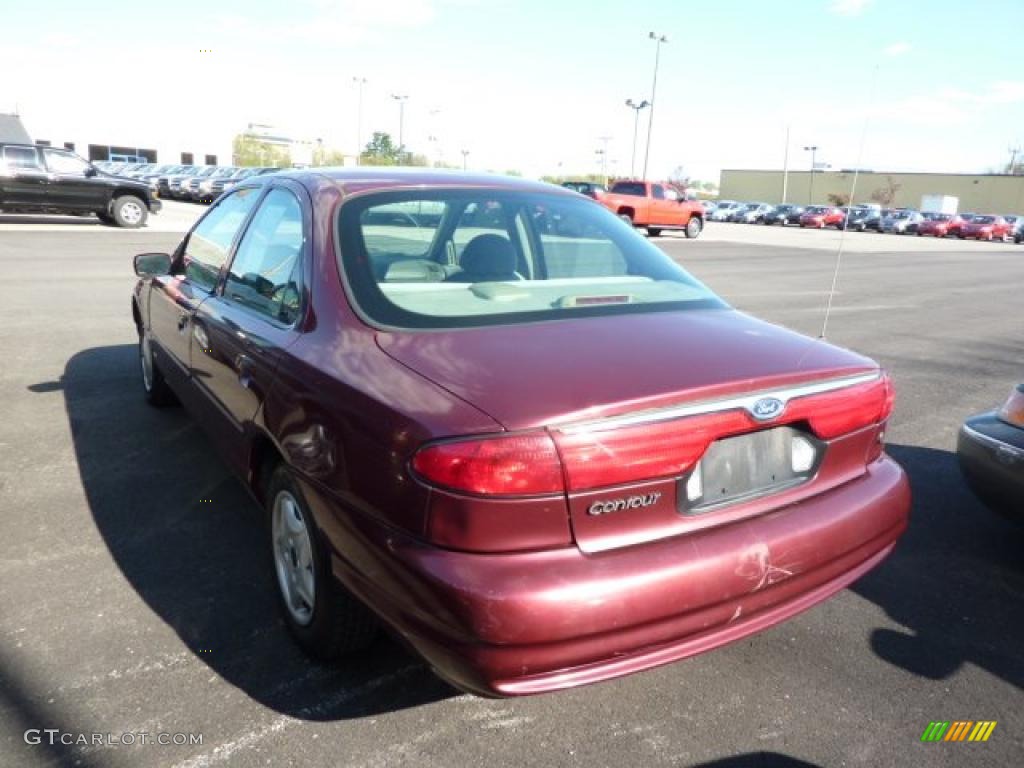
[3,0,1024,181]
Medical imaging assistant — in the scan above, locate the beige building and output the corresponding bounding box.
[720,169,1024,214]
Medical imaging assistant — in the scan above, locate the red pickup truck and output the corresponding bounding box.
[598,180,704,238]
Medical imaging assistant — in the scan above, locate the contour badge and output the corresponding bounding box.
[588,492,662,516]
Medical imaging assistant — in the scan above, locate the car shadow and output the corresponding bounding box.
[851,443,1024,689]
[0,213,103,226]
[692,754,822,768]
[53,344,454,720]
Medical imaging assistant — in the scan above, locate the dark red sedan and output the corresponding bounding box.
[131,169,909,696]
[960,215,1011,241]
[799,206,845,228]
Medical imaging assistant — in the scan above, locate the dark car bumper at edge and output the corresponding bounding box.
[957,413,1024,519]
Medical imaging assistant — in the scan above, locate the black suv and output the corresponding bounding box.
[0,143,161,228]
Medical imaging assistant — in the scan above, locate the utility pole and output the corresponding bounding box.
[596,135,611,185]
[352,77,367,165]
[625,99,650,178]
[461,149,469,170]
[642,32,668,181]
[804,145,819,204]
[781,124,791,203]
[391,94,408,163]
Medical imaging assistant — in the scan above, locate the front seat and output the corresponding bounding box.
[447,234,519,282]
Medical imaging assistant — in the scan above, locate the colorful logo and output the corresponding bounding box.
[921,721,997,743]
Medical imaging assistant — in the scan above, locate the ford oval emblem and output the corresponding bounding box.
[749,397,785,421]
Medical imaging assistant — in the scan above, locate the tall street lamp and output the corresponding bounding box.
[642,31,668,180]
[352,76,367,165]
[625,98,650,178]
[461,149,470,170]
[803,145,819,203]
[391,94,408,163]
[596,135,611,185]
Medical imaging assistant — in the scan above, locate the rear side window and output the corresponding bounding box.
[609,182,646,196]
[224,188,304,324]
[2,146,42,171]
[338,189,726,329]
[181,188,261,291]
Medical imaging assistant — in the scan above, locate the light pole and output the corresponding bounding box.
[642,31,668,181]
[352,76,367,165]
[461,149,469,170]
[803,145,819,203]
[596,135,611,185]
[625,98,650,178]
[391,94,408,163]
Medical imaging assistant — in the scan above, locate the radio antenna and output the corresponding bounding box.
[820,64,879,339]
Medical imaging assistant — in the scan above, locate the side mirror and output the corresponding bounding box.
[134,252,172,277]
[85,166,98,177]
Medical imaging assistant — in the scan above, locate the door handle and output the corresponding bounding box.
[177,315,189,333]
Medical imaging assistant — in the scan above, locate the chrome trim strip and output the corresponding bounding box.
[961,423,1024,460]
[557,371,881,434]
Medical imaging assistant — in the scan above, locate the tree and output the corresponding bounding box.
[232,134,291,167]
[360,132,401,165]
[827,192,851,206]
[312,146,347,167]
[869,176,902,206]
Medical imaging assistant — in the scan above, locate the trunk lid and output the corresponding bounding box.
[376,309,876,431]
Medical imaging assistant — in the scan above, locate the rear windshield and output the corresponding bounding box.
[337,190,726,329]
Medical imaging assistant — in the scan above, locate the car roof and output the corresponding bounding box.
[236,167,579,199]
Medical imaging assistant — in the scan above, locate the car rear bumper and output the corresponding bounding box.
[957,414,1024,519]
[307,455,909,697]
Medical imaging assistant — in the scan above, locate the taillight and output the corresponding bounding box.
[997,384,1024,428]
[554,411,750,491]
[411,432,564,496]
[791,373,894,439]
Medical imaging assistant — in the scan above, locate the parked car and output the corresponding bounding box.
[958,383,1024,521]
[960,215,1011,241]
[598,180,704,237]
[708,200,741,221]
[799,206,845,229]
[842,207,875,232]
[863,208,892,232]
[561,181,607,199]
[0,143,161,227]
[168,165,219,200]
[761,204,805,226]
[156,166,198,198]
[728,202,773,223]
[188,167,239,202]
[916,213,966,237]
[1002,215,1022,242]
[130,169,909,697]
[879,210,924,234]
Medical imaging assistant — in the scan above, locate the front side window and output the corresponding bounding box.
[43,149,90,175]
[2,146,42,171]
[181,187,261,291]
[610,181,646,197]
[224,188,304,324]
[338,190,726,329]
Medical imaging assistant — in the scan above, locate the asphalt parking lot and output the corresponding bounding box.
[1,212,1022,768]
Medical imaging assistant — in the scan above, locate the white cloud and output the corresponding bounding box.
[830,0,874,16]
[883,41,911,57]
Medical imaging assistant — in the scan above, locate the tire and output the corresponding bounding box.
[96,211,116,225]
[646,227,662,237]
[267,464,378,661]
[138,326,177,406]
[111,195,148,228]
[618,213,634,227]
[684,217,703,239]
